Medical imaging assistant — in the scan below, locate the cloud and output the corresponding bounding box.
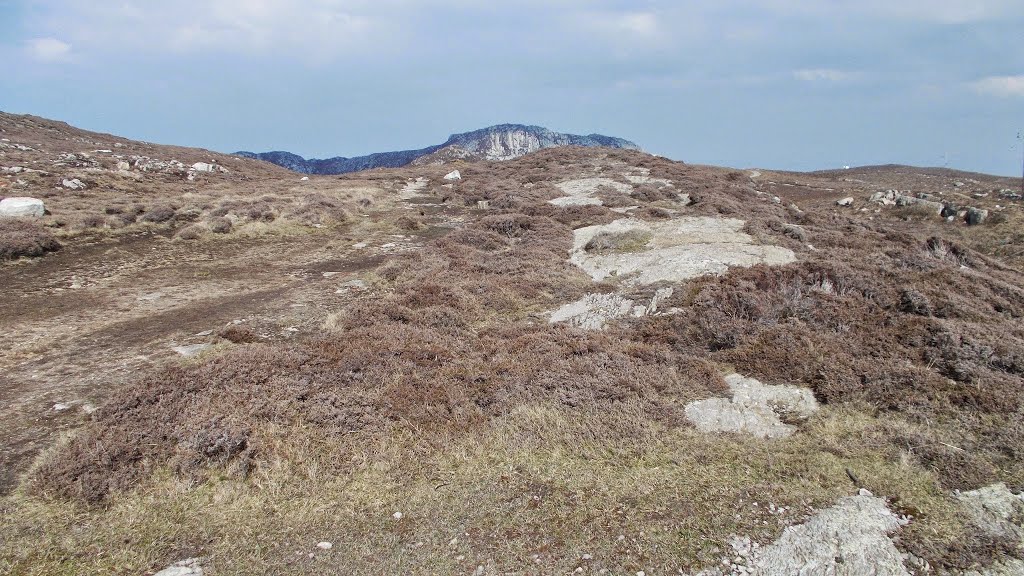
[21,0,379,62]
[577,10,663,41]
[792,68,859,83]
[26,37,71,62]
[969,75,1024,98]
[746,0,1018,24]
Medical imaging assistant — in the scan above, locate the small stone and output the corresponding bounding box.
[53,402,72,412]
[153,557,204,576]
[456,555,465,561]
[858,488,874,497]
[582,554,593,561]
[352,242,368,249]
[393,511,403,520]
[300,176,309,181]
[316,541,333,550]
[444,170,462,181]
[836,197,854,207]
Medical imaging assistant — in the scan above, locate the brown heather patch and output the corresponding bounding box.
[4,140,1024,573]
[0,219,61,260]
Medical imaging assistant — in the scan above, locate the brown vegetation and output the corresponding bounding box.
[0,219,60,260]
[3,118,1024,574]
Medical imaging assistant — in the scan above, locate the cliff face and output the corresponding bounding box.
[434,124,640,162]
[236,124,640,174]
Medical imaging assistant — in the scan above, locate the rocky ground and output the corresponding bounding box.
[1,112,1023,575]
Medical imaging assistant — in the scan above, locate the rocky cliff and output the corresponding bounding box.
[236,124,639,174]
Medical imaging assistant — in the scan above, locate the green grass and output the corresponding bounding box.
[1,404,967,576]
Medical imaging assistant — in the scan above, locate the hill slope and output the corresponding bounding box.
[2,112,1024,576]
[236,124,640,174]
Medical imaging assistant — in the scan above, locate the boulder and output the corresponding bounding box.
[966,207,988,226]
[895,194,943,215]
[869,189,898,206]
[61,178,86,190]
[836,197,854,207]
[191,162,216,173]
[0,197,45,218]
[443,170,462,181]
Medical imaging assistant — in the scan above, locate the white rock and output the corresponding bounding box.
[341,279,368,291]
[685,373,819,439]
[393,511,404,520]
[171,344,211,358]
[316,541,333,550]
[836,197,854,207]
[300,176,309,181]
[955,483,1024,546]
[443,170,462,181]
[550,293,636,330]
[742,496,910,575]
[548,177,632,207]
[116,160,131,171]
[550,288,674,331]
[191,162,216,173]
[62,178,87,190]
[0,196,45,218]
[569,218,795,285]
[53,402,73,412]
[154,558,204,576]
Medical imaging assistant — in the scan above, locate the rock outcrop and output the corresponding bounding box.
[685,373,819,439]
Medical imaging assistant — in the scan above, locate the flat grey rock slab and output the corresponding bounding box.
[685,373,818,439]
[569,218,795,285]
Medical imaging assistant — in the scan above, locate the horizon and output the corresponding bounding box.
[1,1,1022,177]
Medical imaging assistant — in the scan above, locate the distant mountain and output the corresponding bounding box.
[236,124,640,175]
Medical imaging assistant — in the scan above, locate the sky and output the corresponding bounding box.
[0,0,1022,175]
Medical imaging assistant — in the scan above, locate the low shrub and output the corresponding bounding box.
[0,219,61,260]
[209,217,232,234]
[175,225,202,240]
[140,205,176,223]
